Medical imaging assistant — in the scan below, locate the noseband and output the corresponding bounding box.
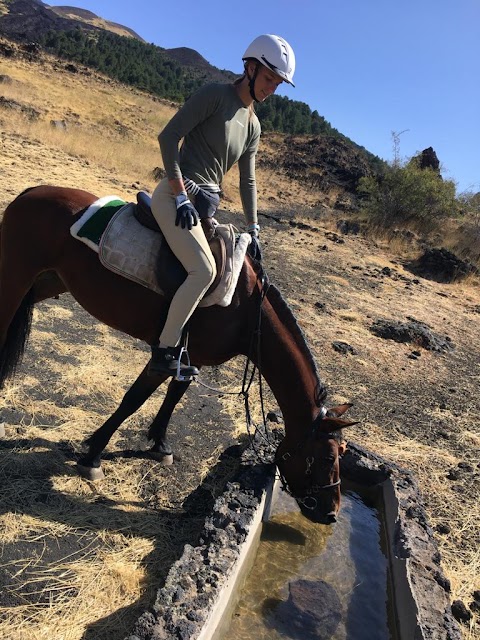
[275,406,342,511]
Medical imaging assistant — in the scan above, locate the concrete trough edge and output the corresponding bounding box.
[126,438,462,640]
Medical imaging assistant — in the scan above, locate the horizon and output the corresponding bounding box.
[43,0,480,194]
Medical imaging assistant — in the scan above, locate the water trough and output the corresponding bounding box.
[126,434,461,640]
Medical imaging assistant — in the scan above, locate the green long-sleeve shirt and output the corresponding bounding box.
[158,83,261,224]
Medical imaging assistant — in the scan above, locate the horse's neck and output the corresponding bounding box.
[258,288,323,431]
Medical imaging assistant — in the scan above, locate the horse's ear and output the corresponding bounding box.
[323,417,359,432]
[326,403,353,418]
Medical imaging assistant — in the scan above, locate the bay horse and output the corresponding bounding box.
[0,185,356,524]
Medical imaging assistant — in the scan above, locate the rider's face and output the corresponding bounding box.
[254,65,284,101]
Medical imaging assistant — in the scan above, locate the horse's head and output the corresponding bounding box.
[275,404,357,525]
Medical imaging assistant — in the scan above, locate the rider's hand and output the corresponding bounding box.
[246,223,262,261]
[175,192,199,230]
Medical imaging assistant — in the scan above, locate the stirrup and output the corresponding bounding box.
[174,346,198,381]
[148,345,198,381]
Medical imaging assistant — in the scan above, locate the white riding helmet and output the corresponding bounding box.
[242,34,296,86]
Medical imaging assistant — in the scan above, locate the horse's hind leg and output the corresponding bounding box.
[77,369,191,480]
[77,366,168,480]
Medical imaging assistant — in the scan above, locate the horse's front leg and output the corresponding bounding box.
[147,376,194,462]
[77,366,169,480]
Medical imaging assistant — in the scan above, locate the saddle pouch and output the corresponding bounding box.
[134,192,226,298]
[194,189,220,219]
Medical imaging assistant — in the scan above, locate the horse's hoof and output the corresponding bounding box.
[0,422,5,438]
[77,463,105,481]
[148,451,174,465]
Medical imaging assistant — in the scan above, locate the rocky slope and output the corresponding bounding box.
[0,29,479,640]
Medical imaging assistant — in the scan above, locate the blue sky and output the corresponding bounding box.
[48,0,479,194]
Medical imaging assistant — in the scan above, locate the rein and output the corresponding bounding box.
[196,267,341,510]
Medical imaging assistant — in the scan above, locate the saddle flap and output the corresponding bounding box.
[135,192,160,232]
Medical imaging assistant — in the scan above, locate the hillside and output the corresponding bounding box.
[49,4,145,40]
[0,0,143,40]
[0,31,479,640]
[0,0,238,84]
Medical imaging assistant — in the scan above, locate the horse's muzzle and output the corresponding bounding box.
[300,506,338,525]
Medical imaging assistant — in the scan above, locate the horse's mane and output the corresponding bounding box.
[266,282,328,406]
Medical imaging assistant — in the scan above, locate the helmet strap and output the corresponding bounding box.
[246,61,260,102]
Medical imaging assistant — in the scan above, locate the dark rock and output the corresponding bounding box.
[457,462,474,472]
[451,599,472,623]
[332,341,357,355]
[0,42,16,57]
[370,318,454,352]
[22,41,40,54]
[436,523,451,535]
[433,569,451,592]
[409,247,478,283]
[0,73,13,83]
[270,579,342,640]
[151,166,166,181]
[0,95,40,120]
[266,411,283,424]
[414,146,441,174]
[336,219,360,234]
[447,469,461,481]
[258,134,374,195]
[314,301,326,311]
[469,601,480,614]
[325,231,345,244]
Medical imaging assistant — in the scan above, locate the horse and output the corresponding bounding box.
[0,185,356,525]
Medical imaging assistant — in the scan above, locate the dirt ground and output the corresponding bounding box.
[1,51,479,640]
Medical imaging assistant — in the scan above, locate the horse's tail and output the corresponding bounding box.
[0,288,35,389]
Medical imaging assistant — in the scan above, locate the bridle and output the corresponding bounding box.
[274,406,342,511]
[196,264,343,513]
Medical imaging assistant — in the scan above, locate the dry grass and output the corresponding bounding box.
[1,42,479,639]
[0,48,174,192]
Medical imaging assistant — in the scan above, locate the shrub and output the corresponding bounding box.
[358,163,458,231]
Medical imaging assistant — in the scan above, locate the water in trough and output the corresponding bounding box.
[224,486,395,640]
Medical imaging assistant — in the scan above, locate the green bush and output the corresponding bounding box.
[358,163,458,230]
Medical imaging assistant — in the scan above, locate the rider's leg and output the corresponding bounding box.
[149,178,216,376]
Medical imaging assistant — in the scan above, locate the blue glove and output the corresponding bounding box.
[175,193,199,230]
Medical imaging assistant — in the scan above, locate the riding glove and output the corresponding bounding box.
[175,192,199,230]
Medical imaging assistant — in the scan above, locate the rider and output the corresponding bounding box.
[149,34,296,377]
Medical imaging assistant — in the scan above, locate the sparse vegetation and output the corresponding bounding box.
[0,36,479,640]
[358,162,458,230]
[356,137,480,268]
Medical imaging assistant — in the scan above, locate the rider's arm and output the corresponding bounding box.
[237,125,261,227]
[158,84,219,183]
